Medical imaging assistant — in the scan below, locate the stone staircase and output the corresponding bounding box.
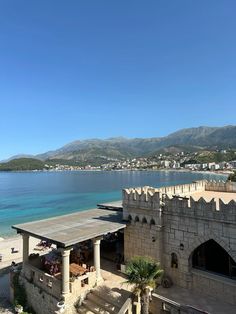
[77,285,130,314]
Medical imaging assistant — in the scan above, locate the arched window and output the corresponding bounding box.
[142,217,147,224]
[134,216,139,222]
[150,218,155,225]
[192,239,236,279]
[128,215,132,222]
[171,253,178,268]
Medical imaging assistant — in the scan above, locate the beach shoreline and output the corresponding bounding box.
[0,235,40,272]
[0,170,230,270]
[0,170,229,241]
[0,168,232,175]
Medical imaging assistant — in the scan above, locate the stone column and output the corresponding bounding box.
[133,295,141,314]
[22,233,29,265]
[61,248,71,296]
[128,303,132,314]
[93,237,103,284]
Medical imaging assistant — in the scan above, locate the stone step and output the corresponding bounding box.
[87,293,119,313]
[77,306,96,314]
[92,288,126,309]
[82,299,111,314]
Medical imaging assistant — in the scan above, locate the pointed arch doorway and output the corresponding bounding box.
[192,239,236,279]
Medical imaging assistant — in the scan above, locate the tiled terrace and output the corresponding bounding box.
[155,285,236,314]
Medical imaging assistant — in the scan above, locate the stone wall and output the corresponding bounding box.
[122,181,207,217]
[191,269,236,305]
[164,195,236,220]
[20,275,59,314]
[21,264,97,314]
[157,180,206,196]
[123,180,236,306]
[23,262,61,300]
[122,187,161,224]
[64,271,96,314]
[206,180,236,192]
[162,201,236,292]
[124,222,162,264]
[122,181,207,222]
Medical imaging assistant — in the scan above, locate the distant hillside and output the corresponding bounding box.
[182,150,236,165]
[3,125,236,167]
[36,125,236,163]
[1,154,35,162]
[0,158,45,171]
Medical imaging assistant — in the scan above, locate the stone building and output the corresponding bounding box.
[12,209,127,314]
[123,180,236,307]
[11,180,236,313]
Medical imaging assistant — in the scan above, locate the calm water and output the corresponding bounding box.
[0,170,226,237]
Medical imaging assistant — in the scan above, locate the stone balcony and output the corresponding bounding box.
[23,262,61,299]
[22,255,97,302]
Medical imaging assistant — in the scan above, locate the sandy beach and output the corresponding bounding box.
[0,235,53,312]
[0,236,40,272]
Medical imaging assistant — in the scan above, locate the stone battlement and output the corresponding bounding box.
[158,180,206,196]
[164,195,236,222]
[205,180,236,192]
[123,180,236,223]
[122,180,207,209]
[122,186,161,210]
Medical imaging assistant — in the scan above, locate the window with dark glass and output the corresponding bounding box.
[192,239,236,279]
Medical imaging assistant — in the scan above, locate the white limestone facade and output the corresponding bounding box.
[123,180,236,305]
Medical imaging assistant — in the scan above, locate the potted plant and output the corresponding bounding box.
[15,304,23,313]
[57,300,65,313]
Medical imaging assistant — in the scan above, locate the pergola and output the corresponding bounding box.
[12,208,126,297]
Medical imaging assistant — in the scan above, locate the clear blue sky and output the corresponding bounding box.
[0,1,235,159]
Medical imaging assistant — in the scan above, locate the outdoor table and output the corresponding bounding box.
[69,263,87,277]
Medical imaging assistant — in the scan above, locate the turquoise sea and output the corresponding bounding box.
[0,170,227,237]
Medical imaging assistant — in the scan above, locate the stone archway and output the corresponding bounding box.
[184,232,236,267]
[192,239,236,279]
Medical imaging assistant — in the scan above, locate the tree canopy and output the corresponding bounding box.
[0,158,45,171]
[125,256,163,314]
[228,171,236,182]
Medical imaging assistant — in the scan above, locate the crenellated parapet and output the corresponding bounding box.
[123,186,160,210]
[164,194,236,223]
[206,180,236,192]
[122,181,207,210]
[158,180,206,196]
[122,186,161,225]
[122,180,236,224]
[123,180,207,208]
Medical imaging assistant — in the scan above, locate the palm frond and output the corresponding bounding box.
[125,256,163,290]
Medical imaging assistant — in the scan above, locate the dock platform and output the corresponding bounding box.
[97,200,123,211]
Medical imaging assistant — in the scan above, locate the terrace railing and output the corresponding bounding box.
[23,262,61,299]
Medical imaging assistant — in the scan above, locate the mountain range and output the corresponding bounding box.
[3,125,236,165]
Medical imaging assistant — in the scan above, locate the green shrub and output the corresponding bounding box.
[228,171,236,182]
[13,273,35,314]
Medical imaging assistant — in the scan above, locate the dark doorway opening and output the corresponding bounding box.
[192,239,236,279]
[100,231,124,270]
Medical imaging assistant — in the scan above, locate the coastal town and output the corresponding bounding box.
[44,150,236,172]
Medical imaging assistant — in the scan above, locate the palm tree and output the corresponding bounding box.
[228,171,236,182]
[125,256,163,314]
